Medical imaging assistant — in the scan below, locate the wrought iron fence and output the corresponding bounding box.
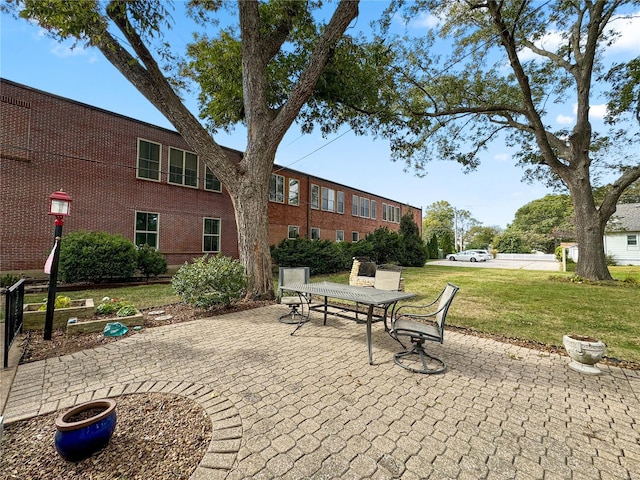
[4,279,25,368]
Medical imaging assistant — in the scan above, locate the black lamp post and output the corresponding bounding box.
[44,190,72,341]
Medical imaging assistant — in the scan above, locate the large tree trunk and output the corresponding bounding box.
[568,166,614,281]
[225,144,276,300]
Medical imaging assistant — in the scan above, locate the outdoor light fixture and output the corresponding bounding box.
[44,190,72,340]
[49,190,72,217]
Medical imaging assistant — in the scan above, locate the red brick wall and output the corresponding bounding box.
[1,80,422,273]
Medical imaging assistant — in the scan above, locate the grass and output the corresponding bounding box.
[316,264,640,364]
[21,264,640,364]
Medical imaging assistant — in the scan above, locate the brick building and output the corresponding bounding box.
[0,79,421,273]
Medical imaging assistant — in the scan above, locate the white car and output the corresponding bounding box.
[468,249,492,261]
[446,250,486,262]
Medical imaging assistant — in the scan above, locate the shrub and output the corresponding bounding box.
[59,231,137,283]
[399,213,427,267]
[136,244,168,280]
[95,297,137,317]
[172,254,247,308]
[270,238,350,275]
[0,273,22,288]
[361,227,402,264]
[37,295,72,311]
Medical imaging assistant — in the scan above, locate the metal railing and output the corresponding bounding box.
[4,279,25,368]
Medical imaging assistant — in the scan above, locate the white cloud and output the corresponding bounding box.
[588,103,607,120]
[556,114,575,125]
[413,12,441,29]
[494,153,510,162]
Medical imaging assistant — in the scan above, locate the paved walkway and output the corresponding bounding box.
[3,305,639,479]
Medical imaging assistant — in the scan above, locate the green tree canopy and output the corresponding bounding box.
[371,0,640,280]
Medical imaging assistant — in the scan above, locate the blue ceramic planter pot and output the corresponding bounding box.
[54,398,117,462]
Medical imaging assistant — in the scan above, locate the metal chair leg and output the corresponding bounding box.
[393,340,446,374]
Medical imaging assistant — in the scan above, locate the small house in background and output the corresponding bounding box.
[604,203,640,266]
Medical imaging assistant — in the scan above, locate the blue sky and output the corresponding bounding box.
[2,2,638,228]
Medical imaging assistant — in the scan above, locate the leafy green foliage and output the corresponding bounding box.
[59,231,137,283]
[438,231,455,256]
[136,244,168,280]
[399,213,427,267]
[361,227,401,264]
[37,295,72,311]
[172,255,247,308]
[493,232,530,254]
[426,234,439,260]
[96,297,136,317]
[0,273,22,288]
[270,238,350,275]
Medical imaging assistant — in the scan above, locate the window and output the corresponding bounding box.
[382,203,387,221]
[388,204,395,222]
[360,197,370,218]
[396,207,401,223]
[205,167,222,192]
[371,200,377,220]
[269,174,285,203]
[311,228,320,240]
[352,231,359,242]
[352,195,359,216]
[628,235,638,247]
[321,187,335,212]
[288,179,300,206]
[337,191,344,214]
[336,230,344,242]
[311,184,320,209]
[137,139,161,181]
[203,218,221,252]
[169,148,198,187]
[135,212,158,248]
[288,225,300,239]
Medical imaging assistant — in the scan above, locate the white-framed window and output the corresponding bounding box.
[205,166,222,192]
[628,234,638,248]
[311,228,320,240]
[396,207,401,223]
[336,230,344,242]
[352,195,359,216]
[337,191,344,214]
[388,204,395,222]
[288,225,300,239]
[311,184,320,209]
[203,218,221,252]
[321,187,335,212]
[382,203,387,221]
[135,211,159,248]
[169,147,198,187]
[269,174,285,203]
[360,197,370,218]
[352,231,359,242]
[137,138,161,181]
[288,178,300,206]
[371,200,377,220]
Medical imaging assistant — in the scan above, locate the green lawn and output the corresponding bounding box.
[22,264,640,364]
[315,265,640,364]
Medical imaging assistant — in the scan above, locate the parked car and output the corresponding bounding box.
[446,250,486,262]
[468,249,492,261]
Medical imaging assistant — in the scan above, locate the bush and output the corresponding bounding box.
[270,238,350,275]
[172,254,247,308]
[37,295,72,311]
[96,297,137,317]
[399,213,427,267]
[136,244,168,280]
[59,231,137,283]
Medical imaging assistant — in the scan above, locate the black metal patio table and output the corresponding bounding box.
[280,281,416,365]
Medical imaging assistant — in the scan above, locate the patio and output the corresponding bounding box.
[3,304,639,479]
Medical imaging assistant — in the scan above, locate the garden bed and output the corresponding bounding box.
[23,298,95,330]
[66,310,144,334]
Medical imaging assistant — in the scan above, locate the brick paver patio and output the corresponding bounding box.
[3,305,639,479]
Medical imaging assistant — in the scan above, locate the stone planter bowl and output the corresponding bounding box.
[562,334,606,375]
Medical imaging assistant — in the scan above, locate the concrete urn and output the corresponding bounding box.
[562,334,606,375]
